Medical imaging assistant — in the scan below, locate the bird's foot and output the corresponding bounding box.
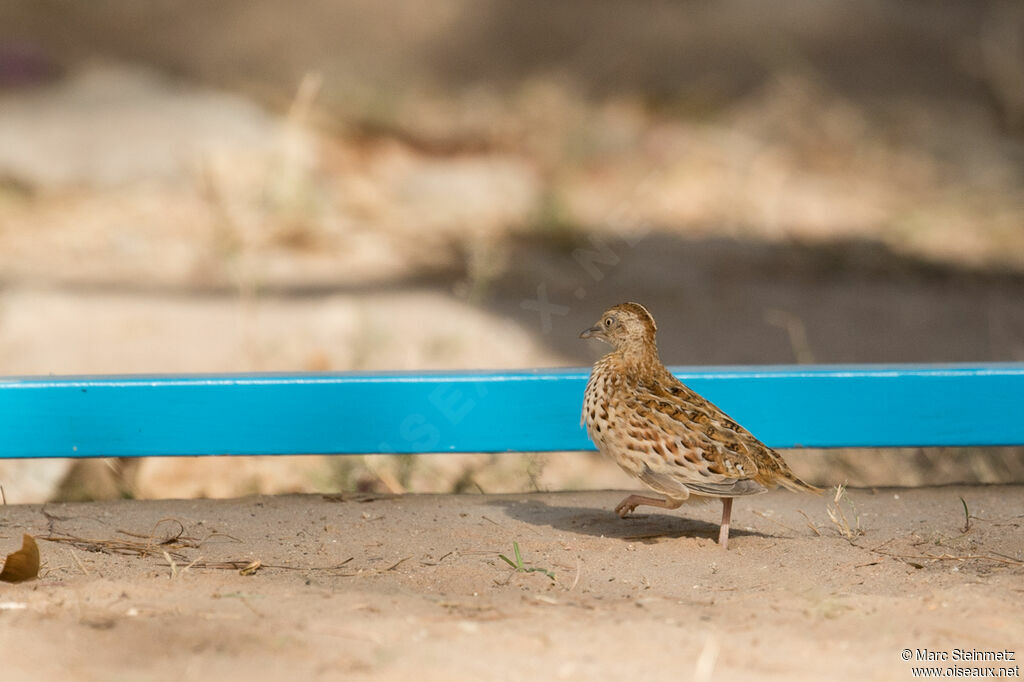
[615,497,641,518]
[614,494,681,518]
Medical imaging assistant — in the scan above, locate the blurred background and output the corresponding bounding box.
[1,0,1023,503]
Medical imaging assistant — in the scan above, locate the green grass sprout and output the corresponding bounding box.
[498,541,555,581]
[958,495,971,533]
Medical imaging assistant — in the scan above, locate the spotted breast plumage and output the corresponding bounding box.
[580,302,819,549]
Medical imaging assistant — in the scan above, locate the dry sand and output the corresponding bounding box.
[1,485,1021,681]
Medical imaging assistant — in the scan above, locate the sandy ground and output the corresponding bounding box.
[1,485,1021,681]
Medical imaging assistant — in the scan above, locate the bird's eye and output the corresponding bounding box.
[604,317,613,327]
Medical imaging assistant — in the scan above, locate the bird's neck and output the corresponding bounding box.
[607,341,662,378]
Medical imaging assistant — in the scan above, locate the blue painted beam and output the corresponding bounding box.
[0,364,1022,458]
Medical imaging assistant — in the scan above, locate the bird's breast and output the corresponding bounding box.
[582,364,626,449]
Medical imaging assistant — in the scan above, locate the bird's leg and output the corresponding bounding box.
[615,494,684,518]
[718,497,733,549]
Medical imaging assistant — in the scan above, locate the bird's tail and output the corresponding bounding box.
[777,473,822,495]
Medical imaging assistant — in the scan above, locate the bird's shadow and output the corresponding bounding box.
[486,496,768,544]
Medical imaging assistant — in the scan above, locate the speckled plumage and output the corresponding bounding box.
[580,302,818,548]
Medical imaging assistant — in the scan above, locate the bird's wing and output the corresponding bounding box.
[638,464,766,498]
[623,372,791,492]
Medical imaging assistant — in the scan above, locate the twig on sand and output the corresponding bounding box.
[569,555,582,591]
[750,510,798,537]
[796,510,822,536]
[856,539,1023,568]
[42,532,190,561]
[163,551,178,578]
[69,549,90,576]
[155,558,356,572]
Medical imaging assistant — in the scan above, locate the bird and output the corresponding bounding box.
[580,302,819,549]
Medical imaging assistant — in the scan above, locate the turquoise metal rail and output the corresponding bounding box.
[1,364,1022,458]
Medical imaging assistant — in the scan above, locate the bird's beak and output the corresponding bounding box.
[579,325,603,340]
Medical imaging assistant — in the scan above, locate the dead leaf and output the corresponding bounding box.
[1,534,40,583]
[239,560,262,576]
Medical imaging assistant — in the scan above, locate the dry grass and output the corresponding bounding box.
[826,484,863,540]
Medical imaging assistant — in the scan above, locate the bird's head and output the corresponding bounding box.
[579,302,658,351]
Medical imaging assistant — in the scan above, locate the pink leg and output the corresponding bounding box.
[718,497,733,549]
[614,494,684,518]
